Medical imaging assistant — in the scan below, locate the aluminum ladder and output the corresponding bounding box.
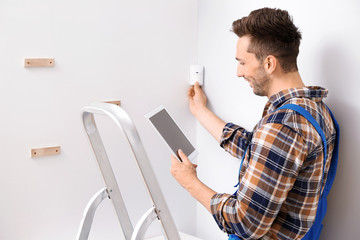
[75,102,181,240]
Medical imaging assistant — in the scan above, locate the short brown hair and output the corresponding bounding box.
[232,8,302,73]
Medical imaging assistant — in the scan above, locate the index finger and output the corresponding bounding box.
[178,149,191,164]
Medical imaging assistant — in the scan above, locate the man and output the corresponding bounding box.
[170,8,338,240]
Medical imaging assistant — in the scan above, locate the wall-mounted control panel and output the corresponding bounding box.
[190,65,204,86]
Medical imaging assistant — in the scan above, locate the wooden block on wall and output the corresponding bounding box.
[105,100,121,107]
[24,58,55,67]
[31,146,61,158]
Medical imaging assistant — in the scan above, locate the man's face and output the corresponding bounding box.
[235,36,271,97]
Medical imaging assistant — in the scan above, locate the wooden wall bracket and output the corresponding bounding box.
[104,100,121,107]
[24,58,55,67]
[31,146,61,158]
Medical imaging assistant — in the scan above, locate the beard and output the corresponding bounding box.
[250,65,271,97]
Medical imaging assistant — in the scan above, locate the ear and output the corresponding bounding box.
[263,55,277,74]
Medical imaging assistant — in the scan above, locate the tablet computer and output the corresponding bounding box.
[145,105,198,162]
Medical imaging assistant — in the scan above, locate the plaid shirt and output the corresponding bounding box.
[210,87,336,240]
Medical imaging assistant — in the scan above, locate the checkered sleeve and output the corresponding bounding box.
[220,123,253,159]
[211,122,308,239]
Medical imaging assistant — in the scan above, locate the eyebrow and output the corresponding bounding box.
[235,57,245,61]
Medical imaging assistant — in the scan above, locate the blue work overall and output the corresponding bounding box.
[228,104,340,240]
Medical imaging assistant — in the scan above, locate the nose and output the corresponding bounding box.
[237,63,244,78]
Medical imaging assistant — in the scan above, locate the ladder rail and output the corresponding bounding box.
[82,111,134,240]
[81,102,181,240]
[76,188,109,240]
[131,207,158,240]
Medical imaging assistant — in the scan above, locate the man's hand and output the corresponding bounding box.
[170,149,217,213]
[188,82,207,117]
[170,149,198,190]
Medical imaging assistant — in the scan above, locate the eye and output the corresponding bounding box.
[239,62,245,66]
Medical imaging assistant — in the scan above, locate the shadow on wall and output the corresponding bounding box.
[318,42,360,239]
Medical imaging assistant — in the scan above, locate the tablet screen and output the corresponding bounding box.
[148,108,195,158]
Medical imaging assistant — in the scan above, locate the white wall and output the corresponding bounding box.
[2,1,359,239]
[0,1,198,239]
[196,0,360,239]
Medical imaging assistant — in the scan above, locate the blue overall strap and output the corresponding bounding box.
[228,234,242,240]
[234,145,250,188]
[277,104,340,240]
[277,104,328,195]
[229,142,250,239]
[322,105,340,197]
[301,105,340,240]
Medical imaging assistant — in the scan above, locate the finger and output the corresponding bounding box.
[170,155,177,176]
[171,155,180,165]
[194,81,202,93]
[178,149,191,164]
[188,86,195,98]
